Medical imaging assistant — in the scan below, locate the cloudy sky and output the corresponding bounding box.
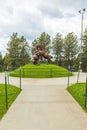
[0,0,87,55]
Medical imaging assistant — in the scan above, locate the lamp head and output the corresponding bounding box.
[83,8,86,12]
[78,10,81,13]
[78,8,86,14]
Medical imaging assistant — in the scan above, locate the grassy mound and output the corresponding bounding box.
[0,84,21,120]
[67,83,87,112]
[10,63,72,78]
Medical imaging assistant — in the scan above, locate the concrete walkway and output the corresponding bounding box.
[0,73,87,130]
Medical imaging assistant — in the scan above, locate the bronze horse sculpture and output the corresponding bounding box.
[32,44,53,64]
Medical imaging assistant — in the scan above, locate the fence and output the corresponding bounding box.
[4,70,21,110]
[9,67,72,78]
[2,68,87,110]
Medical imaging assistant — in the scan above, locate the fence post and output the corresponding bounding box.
[67,65,70,87]
[7,71,9,84]
[7,66,9,84]
[85,73,87,108]
[50,68,52,78]
[5,71,8,110]
[20,67,22,89]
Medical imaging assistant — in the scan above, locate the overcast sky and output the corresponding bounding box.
[0,0,87,55]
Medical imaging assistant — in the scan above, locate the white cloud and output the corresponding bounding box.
[0,0,87,55]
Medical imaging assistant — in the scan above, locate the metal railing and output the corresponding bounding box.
[17,68,72,78]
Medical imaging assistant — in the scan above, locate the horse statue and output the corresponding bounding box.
[32,50,39,64]
[39,50,53,62]
[32,44,53,64]
[36,44,45,50]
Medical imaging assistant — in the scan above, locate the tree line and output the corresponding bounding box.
[0,30,87,72]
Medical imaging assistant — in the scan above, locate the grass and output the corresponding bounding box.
[67,83,87,112]
[10,63,73,78]
[0,84,22,120]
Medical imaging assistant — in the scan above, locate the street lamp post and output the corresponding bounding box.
[77,8,86,83]
[85,72,87,108]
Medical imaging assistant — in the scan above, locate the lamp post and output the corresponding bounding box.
[77,8,86,83]
[85,72,87,108]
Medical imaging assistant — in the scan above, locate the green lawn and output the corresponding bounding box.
[67,83,87,112]
[10,63,73,78]
[0,84,22,120]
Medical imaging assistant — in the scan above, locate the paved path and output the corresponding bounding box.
[0,73,87,130]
